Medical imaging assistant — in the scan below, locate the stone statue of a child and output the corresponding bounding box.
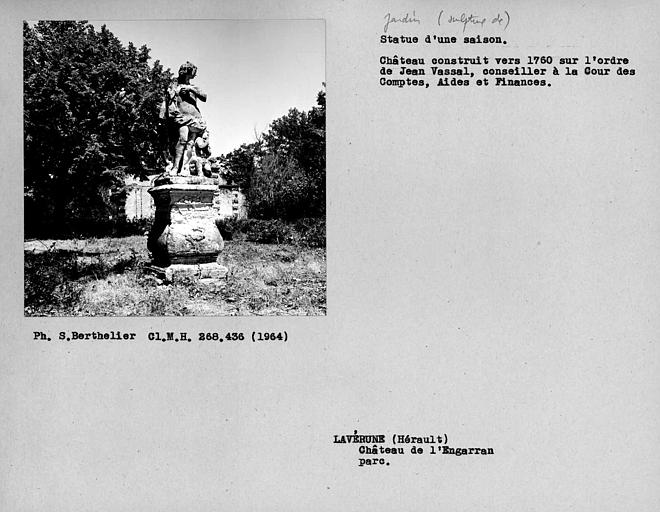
[189,129,212,177]
[161,61,207,175]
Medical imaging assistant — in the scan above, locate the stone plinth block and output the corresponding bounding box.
[146,263,228,283]
[147,177,227,272]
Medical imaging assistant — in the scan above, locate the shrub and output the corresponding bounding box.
[112,218,152,237]
[242,219,294,244]
[294,218,326,248]
[215,216,244,240]
[24,251,83,314]
[248,154,318,220]
[216,217,325,247]
[24,216,152,240]
[24,248,142,315]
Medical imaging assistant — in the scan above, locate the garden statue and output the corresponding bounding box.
[148,61,227,283]
[161,61,208,175]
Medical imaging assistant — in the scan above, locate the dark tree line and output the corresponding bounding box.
[217,88,326,220]
[24,21,171,237]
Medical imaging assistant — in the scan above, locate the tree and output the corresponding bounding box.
[216,142,261,190]
[24,21,172,237]
[249,153,314,219]
[219,88,326,220]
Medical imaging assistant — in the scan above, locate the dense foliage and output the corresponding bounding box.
[218,89,326,220]
[24,21,171,237]
[217,217,325,247]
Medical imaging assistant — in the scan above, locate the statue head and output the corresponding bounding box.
[178,61,197,79]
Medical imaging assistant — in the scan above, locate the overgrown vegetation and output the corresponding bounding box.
[217,217,325,247]
[25,237,326,316]
[24,21,172,238]
[217,89,325,221]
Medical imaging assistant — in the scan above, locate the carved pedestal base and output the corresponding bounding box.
[147,175,228,282]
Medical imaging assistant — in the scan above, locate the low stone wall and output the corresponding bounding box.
[125,177,157,221]
[214,185,248,220]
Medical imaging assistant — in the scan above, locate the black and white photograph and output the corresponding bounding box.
[4,1,660,511]
[24,19,326,316]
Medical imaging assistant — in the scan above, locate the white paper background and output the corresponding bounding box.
[2,0,659,510]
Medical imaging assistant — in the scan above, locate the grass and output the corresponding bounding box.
[24,236,326,316]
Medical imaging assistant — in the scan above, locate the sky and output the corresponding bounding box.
[92,19,325,156]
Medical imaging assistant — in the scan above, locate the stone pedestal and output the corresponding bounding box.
[147,175,228,282]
